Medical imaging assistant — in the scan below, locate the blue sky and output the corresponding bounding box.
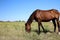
[0,0,60,21]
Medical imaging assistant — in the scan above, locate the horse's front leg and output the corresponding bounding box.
[38,22,40,33]
[40,22,45,32]
[52,19,56,32]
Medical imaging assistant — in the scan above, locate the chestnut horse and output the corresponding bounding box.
[25,9,60,34]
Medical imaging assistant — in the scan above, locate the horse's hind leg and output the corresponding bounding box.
[52,19,56,32]
[56,19,60,34]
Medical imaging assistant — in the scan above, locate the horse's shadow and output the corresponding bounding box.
[32,29,53,35]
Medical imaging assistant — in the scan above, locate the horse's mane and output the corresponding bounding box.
[27,9,39,24]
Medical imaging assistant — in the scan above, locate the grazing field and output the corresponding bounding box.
[0,22,60,40]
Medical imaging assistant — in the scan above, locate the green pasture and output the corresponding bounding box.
[0,22,60,40]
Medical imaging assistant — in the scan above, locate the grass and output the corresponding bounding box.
[0,22,60,40]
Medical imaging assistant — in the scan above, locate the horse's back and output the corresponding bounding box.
[34,9,59,22]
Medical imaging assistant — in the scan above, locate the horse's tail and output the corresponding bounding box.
[59,12,60,21]
[58,12,60,35]
[59,12,60,16]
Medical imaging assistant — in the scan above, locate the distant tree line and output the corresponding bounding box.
[0,20,25,22]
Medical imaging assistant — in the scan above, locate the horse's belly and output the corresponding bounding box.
[41,17,54,22]
[42,19,51,22]
[40,16,55,22]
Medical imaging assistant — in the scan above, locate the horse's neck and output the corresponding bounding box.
[27,12,34,25]
[27,18,33,25]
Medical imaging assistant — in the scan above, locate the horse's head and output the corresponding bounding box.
[25,23,31,33]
